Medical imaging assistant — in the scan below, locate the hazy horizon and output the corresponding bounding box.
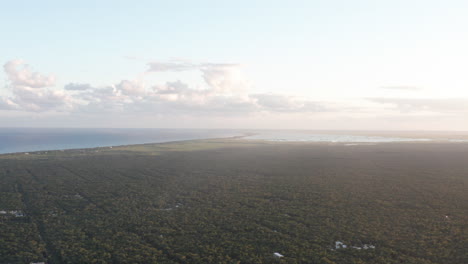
[2,126,468,133]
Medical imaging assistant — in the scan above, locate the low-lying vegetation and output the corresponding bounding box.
[0,140,466,263]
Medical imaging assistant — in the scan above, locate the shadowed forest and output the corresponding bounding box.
[0,140,466,263]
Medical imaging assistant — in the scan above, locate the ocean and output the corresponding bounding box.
[0,128,242,154]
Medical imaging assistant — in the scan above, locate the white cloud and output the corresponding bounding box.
[0,59,348,117]
[4,60,56,88]
[251,94,326,112]
[200,64,249,94]
[2,60,72,112]
[73,85,127,112]
[11,87,73,112]
[380,86,421,91]
[153,80,190,95]
[152,81,208,103]
[64,83,93,91]
[147,61,246,93]
[368,97,468,113]
[0,97,19,110]
[115,80,146,96]
[5,58,467,130]
[147,61,197,72]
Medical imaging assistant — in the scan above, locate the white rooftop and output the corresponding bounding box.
[273,252,284,258]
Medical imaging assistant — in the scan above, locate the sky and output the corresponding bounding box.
[1,0,468,130]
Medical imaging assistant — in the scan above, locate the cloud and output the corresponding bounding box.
[4,60,55,88]
[200,64,248,94]
[10,87,73,112]
[380,85,421,91]
[73,85,127,112]
[143,62,259,113]
[2,60,72,112]
[153,80,191,95]
[368,97,468,113]
[115,80,146,96]
[148,61,249,94]
[1,59,332,115]
[148,80,255,114]
[251,94,327,112]
[64,83,93,91]
[152,81,204,102]
[0,97,19,110]
[71,80,154,113]
[147,61,197,72]
[147,60,238,73]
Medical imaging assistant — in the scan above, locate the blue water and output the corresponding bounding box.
[0,128,242,154]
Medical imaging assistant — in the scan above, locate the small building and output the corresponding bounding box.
[360,244,375,250]
[273,252,284,258]
[335,241,347,249]
[14,211,25,217]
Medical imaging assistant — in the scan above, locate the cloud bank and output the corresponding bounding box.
[1,59,330,116]
[2,59,468,130]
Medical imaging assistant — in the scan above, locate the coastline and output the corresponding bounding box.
[3,133,468,160]
[2,128,468,156]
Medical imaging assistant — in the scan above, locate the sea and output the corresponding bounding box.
[0,128,242,154]
[1,128,466,154]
